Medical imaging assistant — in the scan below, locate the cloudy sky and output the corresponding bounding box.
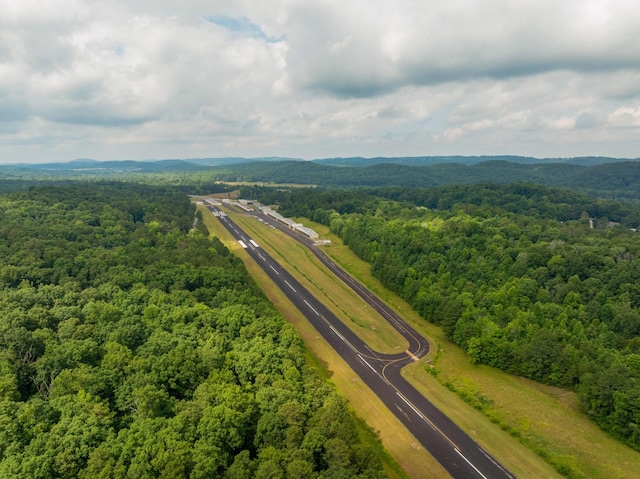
[1,0,640,163]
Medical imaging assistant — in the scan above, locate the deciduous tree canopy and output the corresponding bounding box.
[0,183,387,478]
[265,184,640,450]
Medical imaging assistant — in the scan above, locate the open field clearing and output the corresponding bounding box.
[215,181,318,188]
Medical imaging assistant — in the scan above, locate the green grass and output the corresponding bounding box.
[302,218,640,479]
[200,204,448,478]
[204,206,640,479]
[227,211,409,354]
[204,208,560,477]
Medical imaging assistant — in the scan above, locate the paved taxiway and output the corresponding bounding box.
[208,205,515,479]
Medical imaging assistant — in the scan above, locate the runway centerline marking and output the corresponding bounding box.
[358,354,382,379]
[207,208,511,479]
[455,449,489,479]
[303,299,319,316]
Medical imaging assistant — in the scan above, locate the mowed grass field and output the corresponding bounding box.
[200,204,640,479]
[232,215,409,354]
[200,205,430,479]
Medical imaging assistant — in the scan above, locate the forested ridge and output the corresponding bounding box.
[0,183,387,478]
[3,158,640,200]
[215,160,640,200]
[259,184,640,450]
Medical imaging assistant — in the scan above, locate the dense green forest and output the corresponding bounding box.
[0,183,387,478]
[255,184,640,450]
[219,160,640,200]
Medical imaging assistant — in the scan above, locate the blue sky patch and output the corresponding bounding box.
[205,15,284,43]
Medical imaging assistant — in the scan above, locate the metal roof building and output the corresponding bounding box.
[262,207,319,239]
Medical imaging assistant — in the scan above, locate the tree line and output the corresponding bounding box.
[260,184,640,450]
[226,159,640,200]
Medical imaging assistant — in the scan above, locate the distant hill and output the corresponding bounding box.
[185,157,304,166]
[311,155,638,167]
[2,156,640,199]
[3,156,303,173]
[6,159,207,174]
[208,159,640,199]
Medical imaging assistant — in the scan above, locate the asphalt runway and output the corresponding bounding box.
[208,205,516,479]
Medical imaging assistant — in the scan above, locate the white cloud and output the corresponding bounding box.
[610,106,640,128]
[281,0,640,97]
[0,0,639,162]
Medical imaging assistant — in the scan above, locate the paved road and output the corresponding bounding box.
[208,205,515,479]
